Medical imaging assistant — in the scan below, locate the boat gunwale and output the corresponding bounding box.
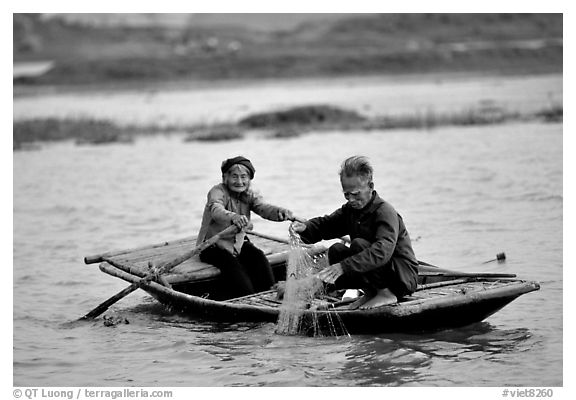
[98,261,540,319]
[95,242,328,285]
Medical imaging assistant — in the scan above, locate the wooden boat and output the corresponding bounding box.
[84,232,540,334]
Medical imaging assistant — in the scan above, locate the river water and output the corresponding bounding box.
[12,74,564,389]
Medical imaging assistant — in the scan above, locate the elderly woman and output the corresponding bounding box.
[197,156,299,298]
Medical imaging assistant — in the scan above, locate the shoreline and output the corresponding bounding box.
[13,70,563,149]
[13,68,561,99]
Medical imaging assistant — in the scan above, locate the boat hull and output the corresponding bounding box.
[99,262,539,334]
[88,233,540,334]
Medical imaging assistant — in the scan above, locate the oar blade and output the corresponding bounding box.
[78,282,139,321]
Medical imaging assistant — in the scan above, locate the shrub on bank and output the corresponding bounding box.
[184,125,245,142]
[238,105,367,129]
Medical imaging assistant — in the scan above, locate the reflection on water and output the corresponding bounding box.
[339,322,536,386]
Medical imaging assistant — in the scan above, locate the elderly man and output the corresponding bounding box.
[291,156,419,309]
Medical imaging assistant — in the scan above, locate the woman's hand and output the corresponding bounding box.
[279,209,307,223]
[231,214,249,229]
[278,209,292,221]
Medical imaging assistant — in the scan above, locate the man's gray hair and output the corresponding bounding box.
[339,156,373,183]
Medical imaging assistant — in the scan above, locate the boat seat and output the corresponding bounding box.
[87,233,322,285]
[98,246,314,284]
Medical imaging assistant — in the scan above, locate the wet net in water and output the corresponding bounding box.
[275,230,350,337]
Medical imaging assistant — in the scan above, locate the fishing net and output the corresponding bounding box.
[275,229,350,337]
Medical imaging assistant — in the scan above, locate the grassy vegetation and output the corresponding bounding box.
[12,117,188,149]
[535,104,563,122]
[183,124,245,142]
[13,103,562,150]
[13,118,127,143]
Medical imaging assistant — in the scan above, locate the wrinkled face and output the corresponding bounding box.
[341,175,373,210]
[224,164,251,193]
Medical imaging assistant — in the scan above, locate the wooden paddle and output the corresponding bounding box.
[79,224,239,320]
[418,252,514,278]
[419,252,507,269]
[418,270,516,279]
[247,230,315,248]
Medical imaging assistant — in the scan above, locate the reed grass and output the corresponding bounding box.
[13,118,123,143]
[13,103,562,150]
[13,118,190,149]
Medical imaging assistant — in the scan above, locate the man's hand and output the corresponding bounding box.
[290,220,307,233]
[316,263,344,284]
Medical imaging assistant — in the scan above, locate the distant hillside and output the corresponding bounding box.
[42,13,360,32]
[13,13,362,60]
[13,13,563,87]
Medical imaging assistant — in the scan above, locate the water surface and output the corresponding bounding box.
[13,74,562,125]
[13,121,562,387]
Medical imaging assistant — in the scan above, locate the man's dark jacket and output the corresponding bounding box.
[300,191,418,294]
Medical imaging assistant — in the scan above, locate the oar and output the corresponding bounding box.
[79,224,238,320]
[419,270,516,279]
[482,252,506,263]
[247,230,312,248]
[419,251,507,269]
[418,252,514,278]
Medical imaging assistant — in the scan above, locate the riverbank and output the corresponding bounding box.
[14,45,561,90]
[12,68,559,99]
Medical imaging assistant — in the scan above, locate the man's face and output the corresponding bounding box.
[224,165,251,193]
[341,175,373,210]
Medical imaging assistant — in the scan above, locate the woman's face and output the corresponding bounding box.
[224,165,251,193]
